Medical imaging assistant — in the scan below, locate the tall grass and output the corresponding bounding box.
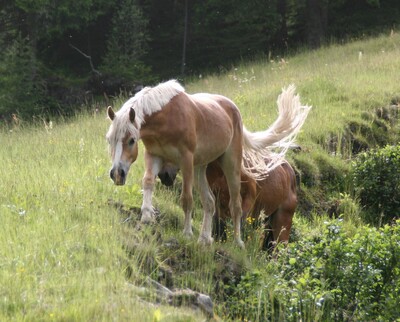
[0,115,204,321]
[188,32,400,148]
[1,32,399,320]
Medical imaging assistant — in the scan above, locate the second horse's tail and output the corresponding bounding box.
[242,84,311,179]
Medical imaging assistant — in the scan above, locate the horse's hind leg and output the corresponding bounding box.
[180,152,194,237]
[219,153,244,248]
[213,215,227,242]
[195,165,215,245]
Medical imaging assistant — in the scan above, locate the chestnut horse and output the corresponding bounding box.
[159,157,297,250]
[106,80,310,247]
[207,158,297,250]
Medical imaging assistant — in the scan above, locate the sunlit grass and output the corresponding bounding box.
[188,32,400,149]
[0,114,204,321]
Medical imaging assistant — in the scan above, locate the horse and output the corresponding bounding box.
[207,158,297,250]
[159,157,297,250]
[106,80,310,248]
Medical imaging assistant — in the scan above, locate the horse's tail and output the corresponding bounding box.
[242,84,311,179]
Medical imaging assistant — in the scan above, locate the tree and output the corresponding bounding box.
[274,0,289,52]
[187,0,280,72]
[0,0,114,118]
[101,0,151,83]
[305,0,327,48]
[0,35,47,118]
[181,0,189,77]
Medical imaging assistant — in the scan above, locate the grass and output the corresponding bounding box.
[188,31,400,148]
[0,116,204,321]
[1,31,399,321]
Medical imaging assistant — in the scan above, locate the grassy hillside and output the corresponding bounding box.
[188,33,400,154]
[1,32,399,321]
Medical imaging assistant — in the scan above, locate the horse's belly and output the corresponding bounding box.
[193,125,234,165]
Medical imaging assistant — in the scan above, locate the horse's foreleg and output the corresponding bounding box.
[180,153,194,237]
[195,165,215,245]
[141,152,162,223]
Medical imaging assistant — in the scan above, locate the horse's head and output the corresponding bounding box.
[106,106,139,185]
[158,163,179,187]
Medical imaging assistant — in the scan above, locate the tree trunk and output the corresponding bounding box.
[181,0,189,77]
[275,0,288,51]
[306,0,328,49]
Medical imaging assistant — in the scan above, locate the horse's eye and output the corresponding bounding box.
[128,138,135,146]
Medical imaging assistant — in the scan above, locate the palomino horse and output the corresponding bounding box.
[106,80,310,247]
[158,157,297,250]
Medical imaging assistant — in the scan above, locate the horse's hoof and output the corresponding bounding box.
[183,229,194,239]
[140,209,155,224]
[235,239,245,249]
[198,235,214,246]
[140,217,154,224]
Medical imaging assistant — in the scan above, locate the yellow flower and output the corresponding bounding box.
[153,309,162,322]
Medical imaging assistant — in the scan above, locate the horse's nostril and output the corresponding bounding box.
[110,169,115,181]
[119,168,126,179]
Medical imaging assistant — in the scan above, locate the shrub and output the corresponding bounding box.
[221,219,400,321]
[352,145,400,225]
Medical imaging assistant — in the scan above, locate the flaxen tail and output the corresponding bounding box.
[242,84,311,179]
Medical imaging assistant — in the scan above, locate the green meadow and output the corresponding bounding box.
[1,32,399,321]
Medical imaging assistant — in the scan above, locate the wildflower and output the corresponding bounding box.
[153,309,162,322]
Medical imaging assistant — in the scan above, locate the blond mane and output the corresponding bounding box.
[106,80,185,144]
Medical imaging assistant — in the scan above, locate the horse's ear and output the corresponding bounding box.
[107,106,115,121]
[129,107,136,123]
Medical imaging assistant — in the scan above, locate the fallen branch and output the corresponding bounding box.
[69,43,101,76]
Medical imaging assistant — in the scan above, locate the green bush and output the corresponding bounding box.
[352,145,400,225]
[222,219,400,321]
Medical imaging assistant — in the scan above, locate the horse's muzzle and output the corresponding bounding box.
[110,167,126,185]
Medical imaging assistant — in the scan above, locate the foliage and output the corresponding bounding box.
[14,0,112,36]
[2,0,400,118]
[0,35,49,118]
[222,219,400,321]
[352,145,400,225]
[101,0,152,83]
[187,0,280,72]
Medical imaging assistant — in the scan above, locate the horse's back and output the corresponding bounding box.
[190,93,243,136]
[191,93,242,120]
[255,161,297,216]
[177,92,243,164]
[208,159,297,220]
[140,91,243,166]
